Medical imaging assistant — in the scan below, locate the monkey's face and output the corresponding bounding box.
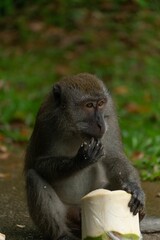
[53,74,110,139]
[71,96,108,139]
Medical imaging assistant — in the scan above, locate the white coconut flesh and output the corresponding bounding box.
[81,189,142,240]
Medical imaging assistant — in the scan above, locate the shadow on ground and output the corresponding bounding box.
[0,149,160,240]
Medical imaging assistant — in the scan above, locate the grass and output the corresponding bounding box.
[114,82,160,181]
[0,5,160,180]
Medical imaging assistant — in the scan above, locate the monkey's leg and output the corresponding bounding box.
[67,206,81,239]
[26,169,77,240]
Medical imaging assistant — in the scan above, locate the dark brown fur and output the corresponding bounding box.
[25,73,145,240]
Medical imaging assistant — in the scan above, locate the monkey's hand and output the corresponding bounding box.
[122,182,145,221]
[77,138,104,168]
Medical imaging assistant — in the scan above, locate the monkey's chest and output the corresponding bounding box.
[53,163,107,205]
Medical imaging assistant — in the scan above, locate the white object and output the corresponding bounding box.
[0,233,5,240]
[81,189,142,240]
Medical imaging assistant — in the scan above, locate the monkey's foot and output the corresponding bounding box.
[57,235,77,240]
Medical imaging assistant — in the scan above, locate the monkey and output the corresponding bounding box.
[24,73,146,240]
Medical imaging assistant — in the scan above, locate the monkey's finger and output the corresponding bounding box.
[128,196,134,208]
[95,145,104,159]
[83,141,89,151]
[129,193,141,215]
[88,138,98,156]
[133,197,144,215]
[129,194,144,217]
[131,200,140,215]
[87,138,95,150]
[90,137,95,146]
[128,193,137,209]
[139,208,145,221]
[133,202,144,216]
[91,140,102,158]
[94,139,101,150]
[134,204,143,216]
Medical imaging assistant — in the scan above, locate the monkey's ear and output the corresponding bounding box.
[53,84,62,106]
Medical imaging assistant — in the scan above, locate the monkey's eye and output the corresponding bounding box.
[86,102,94,108]
[98,100,106,107]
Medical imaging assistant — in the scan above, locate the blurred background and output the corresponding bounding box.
[0,0,160,181]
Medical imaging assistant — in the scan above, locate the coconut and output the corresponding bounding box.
[81,189,142,240]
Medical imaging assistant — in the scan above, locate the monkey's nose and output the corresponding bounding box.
[97,121,105,136]
[97,122,102,131]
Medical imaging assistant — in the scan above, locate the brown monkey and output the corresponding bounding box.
[24,73,145,240]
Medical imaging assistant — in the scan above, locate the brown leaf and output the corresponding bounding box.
[28,21,45,32]
[114,86,129,95]
[0,173,10,179]
[0,134,5,142]
[131,151,144,160]
[0,145,10,160]
[20,127,31,138]
[125,102,150,113]
[55,65,71,76]
[0,145,7,153]
[156,192,160,198]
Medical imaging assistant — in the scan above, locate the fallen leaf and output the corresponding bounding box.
[156,192,160,198]
[131,151,144,160]
[16,224,25,228]
[114,86,129,95]
[0,145,7,153]
[0,152,9,160]
[0,134,5,142]
[55,65,71,76]
[0,173,10,179]
[125,102,150,113]
[28,21,45,32]
[0,145,10,160]
[20,127,31,138]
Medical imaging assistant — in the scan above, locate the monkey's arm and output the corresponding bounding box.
[35,138,103,181]
[104,156,145,219]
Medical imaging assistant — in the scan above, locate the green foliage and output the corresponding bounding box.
[136,156,160,181]
[0,0,14,15]
[135,0,160,9]
[0,0,160,20]
[0,2,160,180]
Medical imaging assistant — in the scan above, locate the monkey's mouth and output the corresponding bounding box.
[81,132,104,141]
[88,126,106,139]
